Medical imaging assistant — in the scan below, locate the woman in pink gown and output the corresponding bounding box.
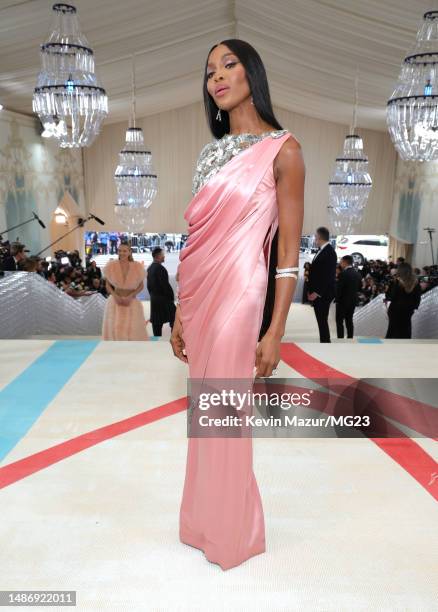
[102,242,149,341]
[170,39,305,570]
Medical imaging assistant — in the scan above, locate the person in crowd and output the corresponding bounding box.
[99,232,109,255]
[359,275,380,305]
[307,226,337,342]
[46,270,57,284]
[21,258,39,272]
[91,232,99,255]
[90,276,107,297]
[86,259,102,279]
[59,276,91,298]
[147,247,176,337]
[2,243,27,271]
[164,239,174,252]
[335,255,363,339]
[302,261,310,304]
[102,242,149,340]
[384,262,422,339]
[39,260,49,277]
[109,232,119,255]
[69,250,82,268]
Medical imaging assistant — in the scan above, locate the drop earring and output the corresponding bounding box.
[250,96,254,105]
[216,108,222,121]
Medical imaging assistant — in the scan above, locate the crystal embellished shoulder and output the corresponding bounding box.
[221,129,288,141]
[192,129,289,196]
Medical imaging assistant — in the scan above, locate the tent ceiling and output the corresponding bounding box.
[0,0,431,131]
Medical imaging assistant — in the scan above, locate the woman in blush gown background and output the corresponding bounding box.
[102,242,149,341]
[170,39,305,570]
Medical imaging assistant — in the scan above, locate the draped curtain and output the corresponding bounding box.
[389,156,438,268]
[388,235,413,264]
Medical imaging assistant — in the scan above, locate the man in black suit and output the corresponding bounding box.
[1,243,27,271]
[146,247,176,337]
[335,255,363,339]
[307,227,337,343]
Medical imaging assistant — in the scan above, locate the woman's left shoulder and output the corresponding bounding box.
[274,133,304,179]
[277,132,302,155]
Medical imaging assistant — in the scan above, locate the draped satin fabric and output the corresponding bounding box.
[178,132,292,570]
[102,260,149,341]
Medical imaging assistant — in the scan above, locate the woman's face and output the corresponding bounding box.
[118,245,130,260]
[206,44,251,112]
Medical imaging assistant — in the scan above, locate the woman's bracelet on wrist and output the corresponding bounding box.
[275,266,299,280]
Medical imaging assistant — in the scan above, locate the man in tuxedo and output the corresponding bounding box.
[307,227,337,343]
[1,243,27,271]
[146,247,176,337]
[335,255,363,338]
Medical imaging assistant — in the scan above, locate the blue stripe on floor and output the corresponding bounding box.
[357,337,383,343]
[0,340,100,462]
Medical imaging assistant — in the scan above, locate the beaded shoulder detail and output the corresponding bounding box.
[191,129,289,196]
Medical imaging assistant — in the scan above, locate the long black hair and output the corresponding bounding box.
[202,39,283,340]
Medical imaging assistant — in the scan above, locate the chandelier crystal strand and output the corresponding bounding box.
[328,68,372,235]
[114,54,158,232]
[387,11,438,161]
[32,3,108,148]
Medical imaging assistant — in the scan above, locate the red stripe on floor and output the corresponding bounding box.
[0,397,187,490]
[1,344,436,502]
[280,343,438,501]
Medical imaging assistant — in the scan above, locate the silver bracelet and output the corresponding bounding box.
[275,272,298,279]
[276,266,299,273]
[275,265,298,280]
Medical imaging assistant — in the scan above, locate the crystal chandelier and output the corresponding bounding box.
[32,3,108,148]
[328,71,372,235]
[327,201,365,236]
[114,55,157,232]
[387,11,438,161]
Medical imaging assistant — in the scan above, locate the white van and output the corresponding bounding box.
[336,235,389,264]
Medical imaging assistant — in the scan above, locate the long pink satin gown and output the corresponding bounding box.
[178,130,293,570]
[102,260,149,341]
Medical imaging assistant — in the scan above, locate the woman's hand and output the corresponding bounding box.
[170,306,188,363]
[254,330,281,378]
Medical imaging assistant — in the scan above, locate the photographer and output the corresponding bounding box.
[2,242,27,271]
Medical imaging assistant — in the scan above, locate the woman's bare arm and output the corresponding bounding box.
[254,136,305,377]
[268,136,305,339]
